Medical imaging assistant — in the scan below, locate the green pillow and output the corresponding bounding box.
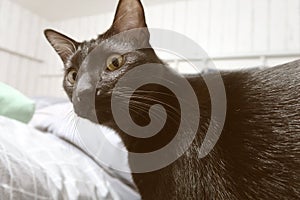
[0,82,35,123]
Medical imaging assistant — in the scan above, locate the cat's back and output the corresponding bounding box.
[134,61,300,200]
[222,59,300,130]
[214,59,300,199]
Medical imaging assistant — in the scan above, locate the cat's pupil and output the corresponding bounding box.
[72,72,77,80]
[112,57,119,67]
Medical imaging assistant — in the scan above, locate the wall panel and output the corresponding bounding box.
[1,0,300,97]
[0,0,55,97]
[221,0,238,54]
[253,0,269,52]
[270,0,288,51]
[287,0,300,51]
[236,0,253,53]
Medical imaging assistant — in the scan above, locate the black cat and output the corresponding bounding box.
[44,0,300,199]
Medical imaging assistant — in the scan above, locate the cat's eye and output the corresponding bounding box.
[67,69,77,85]
[106,54,124,71]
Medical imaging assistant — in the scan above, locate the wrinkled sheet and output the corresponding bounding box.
[0,116,140,200]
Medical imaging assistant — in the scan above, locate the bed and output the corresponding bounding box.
[0,93,140,200]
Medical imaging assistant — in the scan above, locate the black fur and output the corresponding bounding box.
[128,61,300,200]
[44,0,300,199]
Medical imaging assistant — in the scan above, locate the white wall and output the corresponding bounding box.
[47,0,300,71]
[1,0,300,97]
[0,0,67,97]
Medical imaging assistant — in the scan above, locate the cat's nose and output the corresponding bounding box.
[75,73,94,97]
[75,78,93,97]
[76,87,93,98]
[73,79,94,111]
[72,85,97,123]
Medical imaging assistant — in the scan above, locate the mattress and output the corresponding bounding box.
[0,113,140,199]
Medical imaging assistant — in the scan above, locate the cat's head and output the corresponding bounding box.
[44,0,164,123]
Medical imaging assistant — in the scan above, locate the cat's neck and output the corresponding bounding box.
[103,73,211,154]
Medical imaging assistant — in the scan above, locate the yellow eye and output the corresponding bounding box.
[106,54,124,71]
[67,69,77,85]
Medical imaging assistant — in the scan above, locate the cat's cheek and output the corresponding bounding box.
[95,110,113,125]
[63,83,73,101]
[94,97,113,124]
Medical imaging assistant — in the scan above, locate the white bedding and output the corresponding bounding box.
[0,116,140,200]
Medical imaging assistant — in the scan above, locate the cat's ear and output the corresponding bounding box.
[112,0,147,33]
[44,29,79,63]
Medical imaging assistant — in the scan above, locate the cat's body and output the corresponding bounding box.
[127,61,300,199]
[44,0,300,199]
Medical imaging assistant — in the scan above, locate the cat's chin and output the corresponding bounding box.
[94,95,114,125]
[74,111,99,125]
[72,104,99,125]
[95,109,114,125]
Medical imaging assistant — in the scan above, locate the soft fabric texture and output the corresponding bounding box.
[29,101,136,192]
[0,82,35,123]
[0,116,140,200]
[28,98,139,199]
[31,96,67,110]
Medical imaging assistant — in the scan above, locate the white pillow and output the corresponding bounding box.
[0,116,140,200]
[29,102,139,199]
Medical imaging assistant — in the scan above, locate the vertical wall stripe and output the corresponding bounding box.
[253,0,269,52]
[1,0,300,97]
